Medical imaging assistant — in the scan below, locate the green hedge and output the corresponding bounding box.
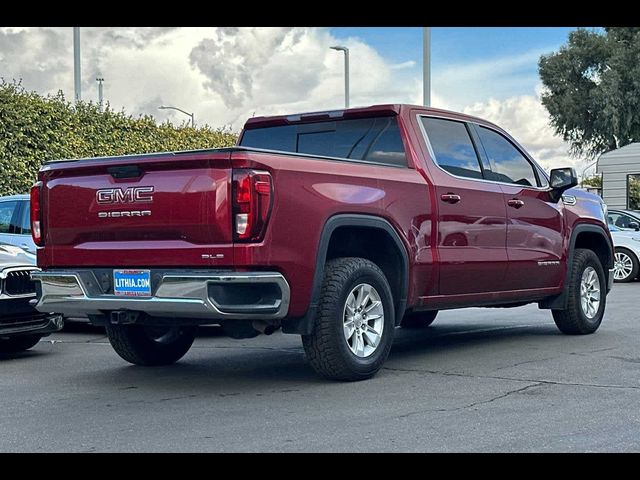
[0,81,237,196]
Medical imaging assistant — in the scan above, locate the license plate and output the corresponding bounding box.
[113,270,151,297]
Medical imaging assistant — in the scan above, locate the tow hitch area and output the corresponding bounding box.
[110,311,139,325]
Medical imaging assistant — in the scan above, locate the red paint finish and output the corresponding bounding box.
[500,184,565,290]
[36,104,611,319]
[38,153,234,268]
[229,150,427,316]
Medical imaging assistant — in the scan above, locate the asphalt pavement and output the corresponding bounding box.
[2,283,639,452]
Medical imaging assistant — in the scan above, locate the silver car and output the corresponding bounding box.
[1,243,63,354]
[0,194,36,254]
[610,224,640,282]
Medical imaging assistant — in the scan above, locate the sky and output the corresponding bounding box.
[0,27,600,174]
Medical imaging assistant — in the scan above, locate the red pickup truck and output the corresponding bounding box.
[30,104,614,381]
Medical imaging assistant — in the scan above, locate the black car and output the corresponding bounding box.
[1,244,63,354]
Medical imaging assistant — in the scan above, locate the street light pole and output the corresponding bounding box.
[158,105,195,128]
[423,27,431,107]
[73,27,81,102]
[330,46,350,108]
[96,77,104,112]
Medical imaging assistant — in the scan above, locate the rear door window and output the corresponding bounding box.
[420,117,483,179]
[240,116,407,167]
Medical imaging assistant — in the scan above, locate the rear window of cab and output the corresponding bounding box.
[240,116,407,167]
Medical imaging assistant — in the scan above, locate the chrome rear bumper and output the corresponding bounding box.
[30,270,290,321]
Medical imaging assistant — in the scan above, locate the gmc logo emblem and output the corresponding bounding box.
[96,186,154,204]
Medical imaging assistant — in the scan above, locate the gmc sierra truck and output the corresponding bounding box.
[30,104,614,381]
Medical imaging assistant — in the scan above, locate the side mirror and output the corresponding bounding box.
[629,221,640,231]
[549,167,578,203]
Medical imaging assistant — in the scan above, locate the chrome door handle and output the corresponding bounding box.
[507,199,525,209]
[441,193,461,204]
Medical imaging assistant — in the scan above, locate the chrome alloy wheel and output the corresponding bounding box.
[614,251,634,281]
[342,283,385,358]
[580,266,601,319]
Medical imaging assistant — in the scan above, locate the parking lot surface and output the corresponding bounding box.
[2,283,639,452]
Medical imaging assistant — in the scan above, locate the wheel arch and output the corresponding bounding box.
[539,223,613,310]
[282,214,409,334]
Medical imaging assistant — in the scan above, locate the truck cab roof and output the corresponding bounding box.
[244,103,501,131]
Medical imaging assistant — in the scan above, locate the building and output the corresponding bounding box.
[596,142,640,210]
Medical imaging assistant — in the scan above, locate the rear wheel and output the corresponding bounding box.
[401,310,438,329]
[302,257,395,381]
[0,335,42,354]
[105,324,196,366]
[613,247,639,282]
[552,249,606,335]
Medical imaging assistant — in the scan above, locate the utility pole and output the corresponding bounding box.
[73,27,81,102]
[423,27,431,107]
[96,77,104,112]
[330,46,350,108]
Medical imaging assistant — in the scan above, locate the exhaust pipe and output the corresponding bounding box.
[252,320,279,336]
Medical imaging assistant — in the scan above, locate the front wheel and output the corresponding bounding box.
[552,248,606,335]
[0,335,42,354]
[613,247,639,283]
[105,324,197,366]
[302,257,395,381]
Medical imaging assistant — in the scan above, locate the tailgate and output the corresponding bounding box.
[39,151,233,267]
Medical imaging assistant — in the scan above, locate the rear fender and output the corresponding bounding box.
[282,214,409,335]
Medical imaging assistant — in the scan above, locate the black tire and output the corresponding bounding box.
[302,257,395,381]
[613,247,639,283]
[105,324,196,366]
[401,310,438,329]
[0,335,42,354]
[552,248,606,335]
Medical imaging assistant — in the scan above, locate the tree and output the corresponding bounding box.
[0,81,237,196]
[539,28,640,160]
[629,176,640,210]
[582,175,602,188]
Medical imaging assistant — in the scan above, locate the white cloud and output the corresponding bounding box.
[390,60,416,70]
[0,27,422,130]
[0,27,579,172]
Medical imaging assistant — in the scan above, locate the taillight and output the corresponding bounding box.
[232,169,273,242]
[30,181,43,246]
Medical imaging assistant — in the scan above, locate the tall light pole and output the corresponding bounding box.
[73,27,81,102]
[158,105,195,128]
[330,46,350,108]
[423,27,431,107]
[96,77,104,112]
